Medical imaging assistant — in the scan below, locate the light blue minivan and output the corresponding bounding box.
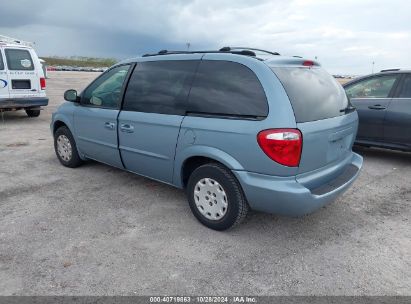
[51,47,363,230]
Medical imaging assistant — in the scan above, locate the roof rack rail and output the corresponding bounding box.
[219,46,280,56]
[0,34,35,47]
[142,50,199,57]
[143,50,197,57]
[142,49,261,58]
[380,68,400,72]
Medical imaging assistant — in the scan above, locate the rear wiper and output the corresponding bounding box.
[340,105,356,114]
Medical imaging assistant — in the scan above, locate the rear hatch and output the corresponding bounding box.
[5,48,40,98]
[272,65,357,174]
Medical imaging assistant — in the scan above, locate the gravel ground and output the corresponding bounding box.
[0,71,410,296]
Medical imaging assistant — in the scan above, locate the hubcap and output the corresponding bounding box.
[194,178,228,221]
[57,135,72,162]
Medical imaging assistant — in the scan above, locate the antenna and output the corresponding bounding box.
[0,34,35,47]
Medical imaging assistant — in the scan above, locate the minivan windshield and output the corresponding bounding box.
[272,67,349,123]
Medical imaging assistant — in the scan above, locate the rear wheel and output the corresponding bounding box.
[186,163,248,231]
[25,109,40,117]
[54,126,83,168]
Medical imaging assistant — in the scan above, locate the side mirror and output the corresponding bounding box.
[64,89,79,102]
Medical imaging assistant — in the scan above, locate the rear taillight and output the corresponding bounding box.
[257,129,302,167]
[302,60,314,67]
[40,77,46,90]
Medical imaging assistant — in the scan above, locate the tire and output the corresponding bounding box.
[186,163,249,231]
[54,126,83,168]
[25,109,40,117]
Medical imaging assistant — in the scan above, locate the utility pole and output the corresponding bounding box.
[186,42,191,51]
[372,61,375,74]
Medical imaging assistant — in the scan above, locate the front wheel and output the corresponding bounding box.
[54,126,83,168]
[186,163,249,231]
[25,109,40,117]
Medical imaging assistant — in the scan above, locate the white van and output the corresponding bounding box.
[0,35,48,117]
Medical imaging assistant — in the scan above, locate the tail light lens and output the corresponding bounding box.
[302,60,314,67]
[257,129,302,167]
[40,77,46,90]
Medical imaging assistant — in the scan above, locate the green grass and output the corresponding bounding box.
[40,56,118,68]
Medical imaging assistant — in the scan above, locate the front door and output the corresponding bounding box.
[346,74,400,142]
[118,59,200,184]
[74,64,131,168]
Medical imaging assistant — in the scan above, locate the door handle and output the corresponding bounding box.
[104,122,115,130]
[368,104,386,110]
[120,123,134,133]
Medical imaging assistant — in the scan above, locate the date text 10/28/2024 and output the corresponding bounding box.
[149,296,257,303]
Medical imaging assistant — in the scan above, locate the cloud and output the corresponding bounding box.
[0,0,410,74]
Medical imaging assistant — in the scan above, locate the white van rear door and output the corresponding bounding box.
[0,48,9,99]
[5,48,40,98]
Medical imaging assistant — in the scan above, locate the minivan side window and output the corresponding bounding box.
[187,60,268,118]
[82,65,130,109]
[0,51,4,70]
[5,49,34,71]
[397,75,411,98]
[345,75,398,99]
[122,60,198,115]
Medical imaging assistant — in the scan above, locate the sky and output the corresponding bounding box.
[0,0,410,75]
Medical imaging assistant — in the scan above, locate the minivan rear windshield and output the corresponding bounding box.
[271,67,349,123]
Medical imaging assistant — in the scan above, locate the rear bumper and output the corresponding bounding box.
[233,152,363,216]
[0,97,49,109]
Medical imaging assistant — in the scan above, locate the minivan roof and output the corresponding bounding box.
[142,47,280,58]
[118,47,320,68]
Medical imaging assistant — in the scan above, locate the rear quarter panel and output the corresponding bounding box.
[173,54,299,187]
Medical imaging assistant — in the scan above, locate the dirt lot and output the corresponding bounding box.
[0,72,410,296]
